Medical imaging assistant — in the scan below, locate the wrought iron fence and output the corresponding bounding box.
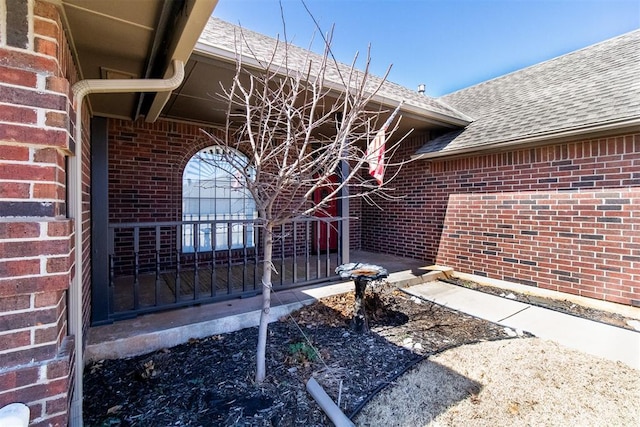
[105,217,344,321]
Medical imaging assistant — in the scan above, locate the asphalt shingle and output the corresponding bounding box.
[416,29,640,157]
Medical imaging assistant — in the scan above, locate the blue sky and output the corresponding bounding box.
[213,0,639,97]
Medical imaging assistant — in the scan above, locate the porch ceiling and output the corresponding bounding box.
[59,1,452,136]
[60,0,218,121]
[161,52,445,138]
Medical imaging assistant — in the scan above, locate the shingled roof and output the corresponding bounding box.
[415,29,640,158]
[196,18,472,126]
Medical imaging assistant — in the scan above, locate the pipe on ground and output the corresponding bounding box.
[306,377,355,427]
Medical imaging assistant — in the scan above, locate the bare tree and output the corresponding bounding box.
[201,24,410,383]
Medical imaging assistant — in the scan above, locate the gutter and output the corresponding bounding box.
[144,0,219,122]
[68,59,185,426]
[193,42,473,129]
[411,117,640,160]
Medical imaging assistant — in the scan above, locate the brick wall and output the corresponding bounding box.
[439,189,640,305]
[349,197,362,251]
[108,118,364,246]
[0,1,79,425]
[362,132,640,306]
[109,119,247,276]
[108,119,217,224]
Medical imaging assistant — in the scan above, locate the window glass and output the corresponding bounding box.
[182,147,257,252]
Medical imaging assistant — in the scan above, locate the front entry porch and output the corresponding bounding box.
[86,250,433,361]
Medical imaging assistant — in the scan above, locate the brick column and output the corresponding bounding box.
[0,1,77,425]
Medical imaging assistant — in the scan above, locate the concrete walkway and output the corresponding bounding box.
[404,281,640,370]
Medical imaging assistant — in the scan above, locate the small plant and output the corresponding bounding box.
[288,342,318,364]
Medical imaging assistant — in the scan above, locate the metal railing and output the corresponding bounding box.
[104,217,344,321]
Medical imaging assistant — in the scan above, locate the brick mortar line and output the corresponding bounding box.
[0,314,62,329]
[0,341,56,356]
[0,272,71,283]
[0,79,68,95]
[0,237,72,243]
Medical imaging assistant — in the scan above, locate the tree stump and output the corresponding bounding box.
[335,263,389,333]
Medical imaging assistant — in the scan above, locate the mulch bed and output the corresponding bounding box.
[83,282,515,426]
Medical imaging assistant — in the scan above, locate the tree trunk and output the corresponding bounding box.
[255,223,274,383]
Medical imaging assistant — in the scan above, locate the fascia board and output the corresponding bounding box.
[412,117,640,161]
[146,0,219,122]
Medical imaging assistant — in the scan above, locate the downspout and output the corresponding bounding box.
[68,59,185,426]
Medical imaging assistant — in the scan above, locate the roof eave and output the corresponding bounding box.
[194,41,473,129]
[411,117,640,161]
[145,0,219,123]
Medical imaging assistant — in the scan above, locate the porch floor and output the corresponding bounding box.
[111,252,342,314]
[86,250,435,361]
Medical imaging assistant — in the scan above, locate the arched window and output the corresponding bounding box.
[182,146,257,252]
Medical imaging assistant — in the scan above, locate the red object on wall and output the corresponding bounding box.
[313,174,339,252]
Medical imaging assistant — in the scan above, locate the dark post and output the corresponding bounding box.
[90,117,111,325]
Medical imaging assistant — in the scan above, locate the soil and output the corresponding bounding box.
[83,282,514,426]
[83,279,638,426]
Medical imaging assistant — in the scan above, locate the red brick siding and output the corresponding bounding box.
[108,119,215,223]
[0,337,73,426]
[0,218,73,422]
[349,197,362,251]
[109,120,230,275]
[79,95,92,342]
[0,1,80,425]
[362,132,640,306]
[108,119,364,258]
[438,189,640,305]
